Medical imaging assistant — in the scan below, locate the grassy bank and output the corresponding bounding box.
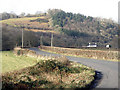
[2,51,37,73]
[2,59,95,89]
[1,50,95,89]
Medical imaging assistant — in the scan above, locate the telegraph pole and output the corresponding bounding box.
[51,33,53,47]
[40,35,43,46]
[21,26,24,48]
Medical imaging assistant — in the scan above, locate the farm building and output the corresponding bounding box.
[106,45,111,48]
[82,43,97,48]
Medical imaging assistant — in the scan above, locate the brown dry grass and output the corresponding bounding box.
[2,58,95,89]
[40,46,119,61]
[1,16,53,33]
[24,28,58,34]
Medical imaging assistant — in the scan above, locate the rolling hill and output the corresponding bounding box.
[1,9,119,50]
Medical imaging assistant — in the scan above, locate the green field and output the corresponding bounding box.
[2,51,37,73]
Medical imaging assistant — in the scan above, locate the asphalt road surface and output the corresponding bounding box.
[29,48,119,88]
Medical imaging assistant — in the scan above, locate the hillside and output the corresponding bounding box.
[1,17,53,33]
[1,9,119,50]
[50,10,118,48]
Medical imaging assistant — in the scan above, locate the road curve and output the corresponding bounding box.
[29,48,119,88]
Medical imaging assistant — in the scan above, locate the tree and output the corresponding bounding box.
[20,12,25,17]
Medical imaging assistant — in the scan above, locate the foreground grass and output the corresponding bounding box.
[2,59,95,89]
[1,51,95,89]
[2,51,37,73]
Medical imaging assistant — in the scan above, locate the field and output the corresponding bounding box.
[2,51,37,73]
[1,16,57,34]
[0,17,45,24]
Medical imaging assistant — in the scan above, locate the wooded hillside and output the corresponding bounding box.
[1,9,119,50]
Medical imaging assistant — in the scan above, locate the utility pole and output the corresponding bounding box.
[21,27,24,48]
[51,33,53,47]
[29,41,31,47]
[40,35,43,46]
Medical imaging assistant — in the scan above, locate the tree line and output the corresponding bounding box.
[2,24,39,50]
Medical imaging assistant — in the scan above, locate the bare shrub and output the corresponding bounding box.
[56,56,69,65]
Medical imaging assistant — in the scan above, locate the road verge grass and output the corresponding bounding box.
[39,46,119,62]
[2,59,95,89]
[2,51,37,73]
[1,50,95,89]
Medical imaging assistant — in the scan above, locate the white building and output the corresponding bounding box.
[87,43,97,47]
[106,45,111,48]
[82,43,97,48]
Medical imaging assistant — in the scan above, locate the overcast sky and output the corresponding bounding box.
[0,0,119,22]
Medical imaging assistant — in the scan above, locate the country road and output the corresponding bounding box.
[29,48,119,88]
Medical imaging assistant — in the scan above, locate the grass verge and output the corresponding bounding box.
[1,51,95,89]
[2,51,37,73]
[2,60,95,89]
[39,48,119,62]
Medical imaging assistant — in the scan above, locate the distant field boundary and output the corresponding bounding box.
[40,46,119,61]
[13,47,69,65]
[14,47,54,61]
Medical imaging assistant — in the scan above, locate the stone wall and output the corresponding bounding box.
[40,46,119,61]
[13,47,69,64]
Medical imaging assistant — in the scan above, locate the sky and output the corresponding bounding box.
[0,0,119,22]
